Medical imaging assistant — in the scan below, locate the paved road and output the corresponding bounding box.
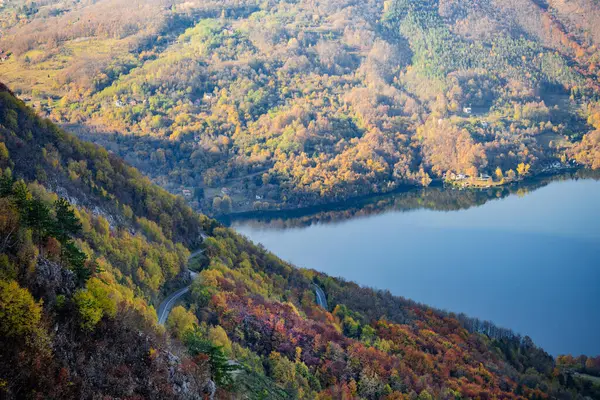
[158,286,191,324]
[157,249,203,325]
[313,284,328,309]
[159,251,328,323]
[189,248,204,259]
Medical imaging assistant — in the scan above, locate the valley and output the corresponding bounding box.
[1,0,600,214]
[2,0,600,398]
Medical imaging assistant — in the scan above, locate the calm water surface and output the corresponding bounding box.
[231,178,600,356]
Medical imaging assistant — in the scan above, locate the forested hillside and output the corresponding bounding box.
[0,83,215,397]
[222,168,600,229]
[1,0,600,213]
[2,85,600,398]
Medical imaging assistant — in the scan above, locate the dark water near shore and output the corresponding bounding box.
[229,172,600,356]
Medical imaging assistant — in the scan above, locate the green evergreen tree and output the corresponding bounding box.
[25,198,52,248]
[63,241,89,285]
[52,198,82,243]
[184,327,239,387]
[0,169,13,197]
[11,180,30,211]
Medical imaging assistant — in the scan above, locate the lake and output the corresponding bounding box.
[229,173,600,356]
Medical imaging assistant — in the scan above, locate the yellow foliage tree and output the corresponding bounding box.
[208,325,232,356]
[495,167,503,181]
[0,280,44,342]
[166,305,198,338]
[517,163,531,176]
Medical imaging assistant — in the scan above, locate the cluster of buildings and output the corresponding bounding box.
[444,172,492,181]
[540,160,575,173]
[114,99,140,108]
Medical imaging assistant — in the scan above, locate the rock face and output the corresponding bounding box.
[54,185,122,230]
[204,380,216,400]
[165,350,207,399]
[30,258,210,399]
[32,257,76,302]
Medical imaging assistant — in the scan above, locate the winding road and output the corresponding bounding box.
[157,249,203,325]
[158,248,329,324]
[313,284,328,309]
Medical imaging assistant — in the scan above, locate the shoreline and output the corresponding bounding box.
[215,166,588,224]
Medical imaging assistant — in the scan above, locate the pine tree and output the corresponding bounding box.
[11,180,31,212]
[0,169,13,197]
[63,241,89,285]
[184,327,239,386]
[25,198,52,248]
[52,198,82,244]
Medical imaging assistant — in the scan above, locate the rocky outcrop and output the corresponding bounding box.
[166,350,211,399]
[32,257,75,303]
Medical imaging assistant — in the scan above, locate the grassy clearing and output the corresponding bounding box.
[536,132,570,149]
[0,38,128,96]
[575,373,600,385]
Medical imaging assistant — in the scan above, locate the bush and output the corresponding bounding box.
[0,280,45,345]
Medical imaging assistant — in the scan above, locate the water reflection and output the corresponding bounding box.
[228,170,600,356]
[223,169,600,229]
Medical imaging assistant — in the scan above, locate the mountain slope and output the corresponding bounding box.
[1,84,599,398]
[2,0,600,213]
[0,84,214,398]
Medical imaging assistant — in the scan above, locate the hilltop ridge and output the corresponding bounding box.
[1,0,600,213]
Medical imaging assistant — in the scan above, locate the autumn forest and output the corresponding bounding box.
[1,0,600,398]
[2,0,600,214]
